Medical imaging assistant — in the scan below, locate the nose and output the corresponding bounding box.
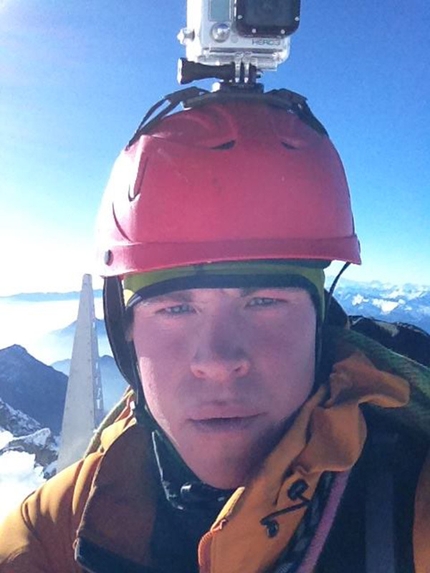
[190,316,250,382]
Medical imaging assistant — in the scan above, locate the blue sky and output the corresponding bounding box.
[1,0,429,295]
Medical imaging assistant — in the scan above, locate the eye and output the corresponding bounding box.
[157,303,195,316]
[247,296,282,308]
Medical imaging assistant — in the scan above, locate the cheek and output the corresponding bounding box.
[136,353,177,432]
[253,310,316,408]
[134,315,197,350]
[251,308,316,360]
[132,324,193,423]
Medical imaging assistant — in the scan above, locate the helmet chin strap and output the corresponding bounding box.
[314,262,351,388]
[324,262,351,324]
[103,276,166,428]
[103,276,141,389]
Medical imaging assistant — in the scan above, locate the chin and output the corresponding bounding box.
[189,454,259,490]
[200,471,246,490]
[179,432,278,488]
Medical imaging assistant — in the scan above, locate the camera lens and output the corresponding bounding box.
[235,0,300,36]
[247,0,287,26]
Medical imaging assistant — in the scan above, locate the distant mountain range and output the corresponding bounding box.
[2,279,428,333]
[0,290,103,303]
[332,279,430,333]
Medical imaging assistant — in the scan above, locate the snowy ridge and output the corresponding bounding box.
[0,398,42,437]
[0,399,59,477]
[0,401,59,523]
[1,428,59,479]
[330,278,430,333]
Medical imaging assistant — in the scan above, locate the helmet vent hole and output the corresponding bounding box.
[281,142,297,150]
[211,140,236,150]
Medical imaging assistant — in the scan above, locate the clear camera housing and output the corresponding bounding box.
[178,0,300,74]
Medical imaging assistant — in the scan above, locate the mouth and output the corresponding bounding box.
[189,415,262,433]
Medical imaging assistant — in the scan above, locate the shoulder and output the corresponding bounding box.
[319,307,430,572]
[0,451,102,572]
[317,415,429,573]
[0,419,151,573]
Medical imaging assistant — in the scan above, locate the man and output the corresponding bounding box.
[1,91,429,572]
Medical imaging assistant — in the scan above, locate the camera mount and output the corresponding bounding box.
[178,58,259,85]
[177,0,301,87]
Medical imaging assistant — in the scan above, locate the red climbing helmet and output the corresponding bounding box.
[96,91,360,277]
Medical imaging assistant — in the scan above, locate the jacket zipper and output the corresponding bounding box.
[198,519,228,573]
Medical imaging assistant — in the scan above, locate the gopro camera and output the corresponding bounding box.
[178,0,300,83]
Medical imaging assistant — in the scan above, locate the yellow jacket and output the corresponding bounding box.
[1,334,429,573]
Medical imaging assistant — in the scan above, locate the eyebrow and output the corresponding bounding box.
[140,287,292,306]
[139,291,194,306]
[239,287,265,297]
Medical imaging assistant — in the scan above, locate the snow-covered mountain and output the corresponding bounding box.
[0,400,58,521]
[0,398,43,438]
[328,278,430,333]
[0,345,67,434]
